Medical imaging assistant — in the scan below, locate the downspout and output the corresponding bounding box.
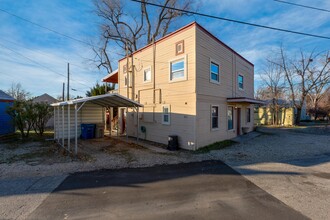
[126,41,129,99]
[152,37,156,121]
[132,54,135,100]
[126,42,130,138]
[232,53,235,97]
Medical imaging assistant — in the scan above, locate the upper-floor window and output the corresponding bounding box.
[124,74,127,87]
[238,74,244,90]
[124,73,132,87]
[170,58,185,81]
[211,105,219,129]
[143,67,151,82]
[210,61,220,83]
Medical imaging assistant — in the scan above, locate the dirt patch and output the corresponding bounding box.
[0,141,74,165]
[100,139,157,164]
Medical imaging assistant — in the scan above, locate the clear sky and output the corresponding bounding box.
[1,0,330,98]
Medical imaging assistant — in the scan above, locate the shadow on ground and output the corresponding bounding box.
[27,160,308,220]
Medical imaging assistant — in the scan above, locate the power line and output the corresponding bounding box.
[0,8,125,57]
[0,43,91,88]
[0,37,95,72]
[0,8,94,47]
[131,0,330,40]
[274,0,330,13]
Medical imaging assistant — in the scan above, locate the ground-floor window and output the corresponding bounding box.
[162,105,170,125]
[228,106,234,130]
[246,108,251,123]
[211,105,219,129]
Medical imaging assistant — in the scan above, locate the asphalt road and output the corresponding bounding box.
[28,161,308,220]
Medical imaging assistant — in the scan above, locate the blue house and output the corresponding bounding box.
[0,90,15,135]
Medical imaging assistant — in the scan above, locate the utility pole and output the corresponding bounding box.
[62,82,65,101]
[67,63,70,101]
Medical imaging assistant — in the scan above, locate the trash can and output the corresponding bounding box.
[81,124,96,139]
[95,124,104,138]
[167,135,178,151]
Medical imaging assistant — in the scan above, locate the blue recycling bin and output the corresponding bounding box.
[81,124,96,139]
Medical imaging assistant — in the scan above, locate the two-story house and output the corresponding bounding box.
[103,22,262,150]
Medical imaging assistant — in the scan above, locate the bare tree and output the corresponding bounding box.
[93,0,193,73]
[274,48,330,124]
[258,61,286,125]
[6,83,31,101]
[307,86,330,120]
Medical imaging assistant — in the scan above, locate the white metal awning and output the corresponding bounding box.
[51,93,142,108]
[52,93,142,155]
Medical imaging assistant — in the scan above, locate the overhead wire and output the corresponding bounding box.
[131,0,330,40]
[0,37,96,74]
[0,8,125,56]
[274,0,330,13]
[0,38,107,90]
[0,43,92,89]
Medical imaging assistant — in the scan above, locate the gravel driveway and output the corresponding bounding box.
[0,126,329,219]
[213,127,330,220]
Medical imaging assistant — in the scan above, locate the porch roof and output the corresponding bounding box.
[227,97,265,105]
[102,69,118,83]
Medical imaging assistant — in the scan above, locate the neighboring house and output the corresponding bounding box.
[33,93,57,128]
[255,107,294,126]
[0,90,15,135]
[103,22,262,150]
[254,99,308,126]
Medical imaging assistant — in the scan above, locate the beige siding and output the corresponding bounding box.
[195,27,254,98]
[118,25,197,150]
[117,23,255,150]
[54,102,104,139]
[194,27,254,148]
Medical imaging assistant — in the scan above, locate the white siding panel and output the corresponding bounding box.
[54,102,104,139]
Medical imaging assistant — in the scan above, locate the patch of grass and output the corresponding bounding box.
[1,131,55,144]
[194,140,237,154]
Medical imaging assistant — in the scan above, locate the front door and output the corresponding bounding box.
[120,108,126,134]
[236,108,241,135]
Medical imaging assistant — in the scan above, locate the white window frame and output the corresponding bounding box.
[123,73,127,88]
[210,58,220,84]
[143,66,152,83]
[227,106,234,131]
[162,105,171,125]
[211,105,219,131]
[169,55,187,83]
[238,74,244,90]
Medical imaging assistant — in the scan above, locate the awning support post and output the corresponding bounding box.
[136,106,139,142]
[62,105,64,147]
[75,104,78,155]
[57,106,60,143]
[68,104,70,152]
[53,107,56,141]
[126,107,128,140]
